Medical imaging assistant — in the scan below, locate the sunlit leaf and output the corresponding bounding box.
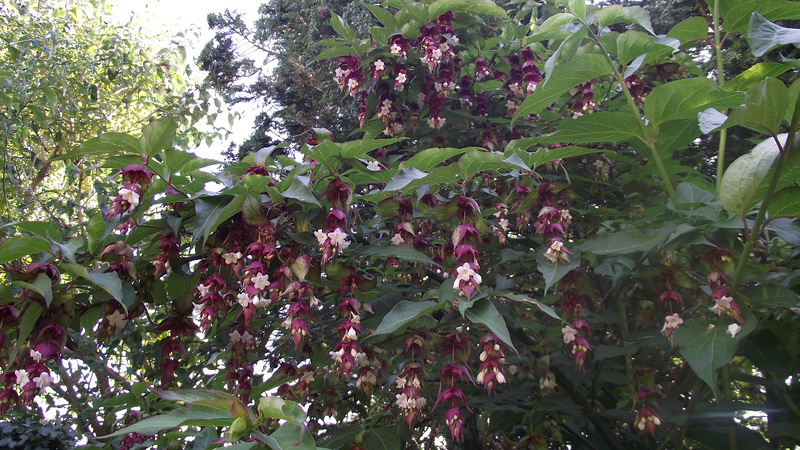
[0,236,52,264]
[644,77,745,126]
[464,298,517,353]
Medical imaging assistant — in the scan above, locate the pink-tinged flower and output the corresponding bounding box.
[445,406,465,442]
[726,323,742,338]
[29,350,42,363]
[367,161,381,171]
[328,228,350,250]
[107,310,128,331]
[119,164,153,187]
[634,406,662,436]
[661,313,683,338]
[106,183,142,218]
[658,290,683,306]
[453,262,482,299]
[544,237,572,263]
[539,370,557,392]
[710,294,743,323]
[562,326,578,344]
[373,59,385,78]
[222,251,243,265]
[251,272,270,290]
[229,329,255,346]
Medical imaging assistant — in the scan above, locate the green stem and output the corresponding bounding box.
[589,29,678,204]
[712,0,728,192]
[723,365,739,450]
[731,94,800,293]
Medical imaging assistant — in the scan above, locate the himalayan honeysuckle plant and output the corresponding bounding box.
[2,0,800,448]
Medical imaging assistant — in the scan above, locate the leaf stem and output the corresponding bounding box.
[589,29,678,204]
[712,0,728,192]
[731,93,800,293]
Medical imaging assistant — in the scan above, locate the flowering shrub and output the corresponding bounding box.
[1,0,800,448]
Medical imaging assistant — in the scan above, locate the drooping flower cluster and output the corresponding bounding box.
[106,164,153,219]
[562,319,592,369]
[395,336,428,428]
[531,183,574,264]
[476,333,508,395]
[436,331,473,441]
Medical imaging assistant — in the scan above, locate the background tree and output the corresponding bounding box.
[0,0,222,226]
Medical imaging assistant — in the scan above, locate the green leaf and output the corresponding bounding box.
[576,231,668,255]
[666,16,710,44]
[676,182,715,204]
[741,283,800,308]
[315,46,356,60]
[568,0,586,21]
[768,186,800,218]
[11,221,63,239]
[0,236,52,263]
[594,4,655,34]
[399,147,477,172]
[383,167,428,192]
[725,78,788,136]
[257,396,307,425]
[361,245,436,264]
[42,86,58,108]
[500,293,561,320]
[536,249,580,295]
[330,12,357,42]
[340,138,405,158]
[99,405,232,438]
[141,117,178,159]
[464,298,517,353]
[644,77,745,126]
[363,426,401,450]
[749,12,800,57]
[719,135,781,216]
[722,0,800,35]
[538,112,643,143]
[674,314,756,398]
[193,195,246,245]
[7,302,43,370]
[513,54,612,122]
[54,237,84,263]
[253,423,316,450]
[530,13,578,41]
[616,31,668,65]
[725,62,791,92]
[457,150,529,178]
[368,300,439,338]
[54,132,142,160]
[363,3,396,29]
[62,263,124,303]
[31,273,53,307]
[506,144,607,167]
[153,389,249,415]
[428,0,511,20]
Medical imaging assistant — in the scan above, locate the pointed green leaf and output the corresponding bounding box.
[674,314,756,398]
[513,54,612,122]
[0,236,52,263]
[315,46,357,61]
[457,150,529,178]
[361,245,435,264]
[530,13,578,41]
[464,298,517,353]
[568,0,586,21]
[141,117,178,159]
[725,62,791,92]
[98,405,232,438]
[428,0,511,20]
[742,283,800,308]
[62,263,124,303]
[253,423,316,450]
[7,302,43,370]
[154,389,250,420]
[616,31,672,65]
[506,144,607,167]
[54,132,142,161]
[363,3,396,28]
[368,300,440,338]
[538,112,643,143]
[644,77,745,126]
[768,186,800,219]
[281,176,321,207]
[363,426,402,450]
[193,195,246,244]
[257,396,307,425]
[666,16,710,44]
[399,147,478,171]
[536,249,580,295]
[725,78,788,136]
[595,4,654,34]
[383,167,428,192]
[330,12,357,42]
[340,138,405,158]
[719,135,782,215]
[723,0,800,35]
[749,12,800,57]
[500,293,561,320]
[576,231,668,255]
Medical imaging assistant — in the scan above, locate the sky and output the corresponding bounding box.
[111,0,265,161]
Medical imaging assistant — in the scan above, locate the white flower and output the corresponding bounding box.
[237,292,251,308]
[727,323,742,338]
[454,263,481,285]
[300,371,315,384]
[395,376,408,389]
[229,329,243,343]
[395,72,407,85]
[391,233,405,246]
[328,228,350,250]
[344,327,358,341]
[662,313,684,332]
[118,188,140,211]
[222,252,242,265]
[15,369,30,387]
[240,331,254,345]
[395,392,410,409]
[356,371,377,389]
[711,295,733,315]
[390,43,403,56]
[498,217,510,231]
[373,59,385,71]
[197,283,211,297]
[329,348,345,363]
[314,229,328,246]
[540,377,557,391]
[33,372,53,389]
[30,349,42,363]
[308,294,321,308]
[562,326,578,344]
[354,351,369,366]
[347,78,359,92]
[281,316,293,329]
[107,310,128,330]
[367,161,381,171]
[251,272,270,290]
[251,295,265,308]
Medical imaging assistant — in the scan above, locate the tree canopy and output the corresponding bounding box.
[1,0,800,449]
